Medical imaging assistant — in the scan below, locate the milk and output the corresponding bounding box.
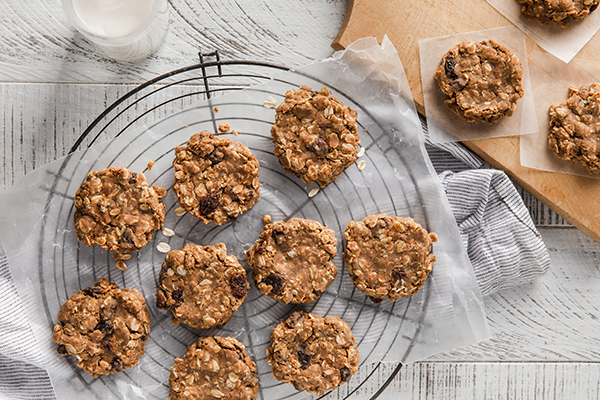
[63,0,169,61]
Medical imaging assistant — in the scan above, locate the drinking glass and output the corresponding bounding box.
[61,0,169,62]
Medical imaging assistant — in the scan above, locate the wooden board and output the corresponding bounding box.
[332,0,600,244]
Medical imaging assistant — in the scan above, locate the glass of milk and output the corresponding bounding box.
[62,0,169,62]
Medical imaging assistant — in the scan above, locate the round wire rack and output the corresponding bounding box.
[37,51,434,400]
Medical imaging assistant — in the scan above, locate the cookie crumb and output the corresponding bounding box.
[218,123,230,133]
[157,242,171,253]
[175,207,187,216]
[115,260,127,271]
[263,215,272,224]
[162,227,175,237]
[308,188,320,198]
[232,129,240,135]
[357,147,365,158]
[263,96,277,108]
[357,160,366,171]
[214,107,219,112]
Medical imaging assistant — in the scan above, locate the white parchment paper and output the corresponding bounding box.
[487,0,600,63]
[0,37,489,400]
[420,25,538,143]
[521,51,600,178]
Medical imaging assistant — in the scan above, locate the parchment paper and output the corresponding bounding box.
[487,0,600,63]
[420,25,538,143]
[0,36,489,400]
[521,51,600,178]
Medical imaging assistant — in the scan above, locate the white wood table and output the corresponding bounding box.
[1,1,598,398]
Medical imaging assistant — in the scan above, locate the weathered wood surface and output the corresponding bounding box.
[333,0,600,245]
[1,0,599,398]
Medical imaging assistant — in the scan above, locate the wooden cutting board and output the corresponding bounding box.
[332,0,600,244]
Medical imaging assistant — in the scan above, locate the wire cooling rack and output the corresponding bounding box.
[33,51,436,400]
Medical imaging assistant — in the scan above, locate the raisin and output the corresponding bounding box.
[312,137,328,157]
[285,311,305,328]
[262,273,285,296]
[271,229,285,242]
[368,296,383,304]
[156,290,167,308]
[112,358,122,372]
[340,366,351,382]
[230,274,248,298]
[128,172,137,185]
[206,149,223,165]
[297,349,311,369]
[199,193,221,215]
[172,288,184,307]
[96,320,114,336]
[391,268,406,282]
[83,286,103,297]
[56,344,68,356]
[444,54,458,80]
[121,232,135,246]
[255,240,267,254]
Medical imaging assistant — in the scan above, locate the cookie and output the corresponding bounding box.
[518,0,599,27]
[169,336,259,400]
[548,83,600,174]
[266,311,359,395]
[245,216,337,304]
[172,131,260,225]
[73,166,167,267]
[343,214,437,303]
[51,278,151,378]
[271,86,360,187]
[434,39,524,124]
[156,243,249,329]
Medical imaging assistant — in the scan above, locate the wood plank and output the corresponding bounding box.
[332,0,600,244]
[380,362,600,399]
[0,0,346,83]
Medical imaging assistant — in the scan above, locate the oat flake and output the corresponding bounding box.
[157,242,171,253]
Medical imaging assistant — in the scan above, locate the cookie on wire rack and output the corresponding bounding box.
[271,85,361,187]
[169,336,259,400]
[245,216,338,304]
[343,214,437,303]
[73,166,167,269]
[172,130,261,225]
[156,242,249,330]
[266,310,359,395]
[52,278,151,378]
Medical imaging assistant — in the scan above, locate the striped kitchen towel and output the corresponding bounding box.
[439,169,551,296]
